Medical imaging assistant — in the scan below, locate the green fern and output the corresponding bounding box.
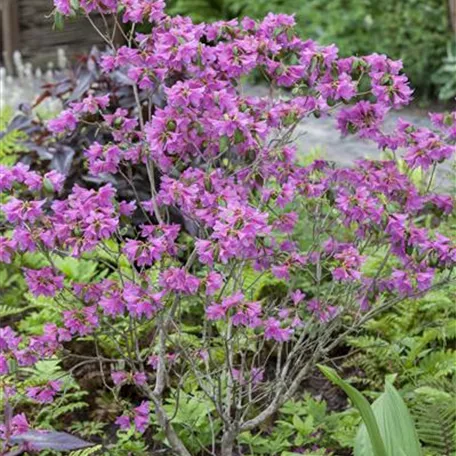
[69,445,103,456]
[413,396,456,455]
[0,107,27,165]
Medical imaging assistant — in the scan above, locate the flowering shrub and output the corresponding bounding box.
[0,1,455,454]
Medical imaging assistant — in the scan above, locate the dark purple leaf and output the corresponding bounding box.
[7,114,32,132]
[68,71,96,103]
[22,144,54,160]
[111,71,135,86]
[11,431,93,451]
[55,81,75,97]
[51,146,75,175]
[18,103,32,115]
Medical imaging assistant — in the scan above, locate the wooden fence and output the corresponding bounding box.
[1,0,111,73]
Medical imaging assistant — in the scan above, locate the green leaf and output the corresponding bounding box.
[219,135,230,153]
[355,382,422,456]
[318,365,388,456]
[414,386,451,401]
[54,12,65,31]
[292,414,313,436]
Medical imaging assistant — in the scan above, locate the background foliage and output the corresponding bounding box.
[168,0,452,97]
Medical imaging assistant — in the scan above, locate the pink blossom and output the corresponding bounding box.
[48,110,78,134]
[159,267,200,295]
[24,267,64,297]
[27,381,62,403]
[63,305,99,336]
[44,170,65,192]
[264,318,293,342]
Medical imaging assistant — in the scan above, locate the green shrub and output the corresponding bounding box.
[168,0,451,96]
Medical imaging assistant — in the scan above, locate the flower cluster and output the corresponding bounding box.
[0,0,454,450]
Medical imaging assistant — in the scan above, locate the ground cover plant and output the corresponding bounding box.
[0,0,455,454]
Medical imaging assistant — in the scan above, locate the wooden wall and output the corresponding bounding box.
[1,0,112,70]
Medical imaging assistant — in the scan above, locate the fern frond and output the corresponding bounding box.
[413,399,456,456]
[69,445,103,456]
[0,108,27,165]
[51,400,89,419]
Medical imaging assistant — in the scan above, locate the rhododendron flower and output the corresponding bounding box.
[264,318,293,342]
[291,290,306,305]
[0,355,8,375]
[0,413,29,439]
[54,0,71,15]
[2,198,45,224]
[71,94,110,114]
[47,109,78,133]
[115,415,131,431]
[112,371,128,386]
[0,327,21,352]
[44,170,65,192]
[0,237,16,263]
[123,282,163,318]
[27,381,62,403]
[307,300,339,322]
[10,413,30,435]
[337,101,387,137]
[159,267,200,295]
[99,281,125,316]
[205,272,224,296]
[63,306,99,335]
[24,267,64,297]
[232,367,264,385]
[115,401,150,434]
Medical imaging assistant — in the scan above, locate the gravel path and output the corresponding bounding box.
[245,84,454,191]
[294,110,454,191]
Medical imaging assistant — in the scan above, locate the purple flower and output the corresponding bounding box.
[112,371,128,386]
[27,381,61,403]
[48,110,78,134]
[63,306,99,336]
[159,267,200,295]
[264,318,293,342]
[2,198,45,224]
[206,303,226,321]
[0,355,8,375]
[44,170,65,192]
[133,401,150,433]
[0,237,16,263]
[115,414,131,430]
[206,272,223,296]
[24,267,64,297]
[54,0,71,15]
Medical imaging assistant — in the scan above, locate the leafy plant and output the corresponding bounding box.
[0,107,27,166]
[433,39,456,101]
[320,366,422,456]
[319,365,388,456]
[239,393,359,455]
[70,446,103,456]
[412,385,456,456]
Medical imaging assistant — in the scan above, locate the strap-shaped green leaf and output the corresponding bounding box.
[355,381,422,456]
[318,365,388,456]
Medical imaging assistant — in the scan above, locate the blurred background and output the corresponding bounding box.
[1,0,456,104]
[168,0,456,102]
